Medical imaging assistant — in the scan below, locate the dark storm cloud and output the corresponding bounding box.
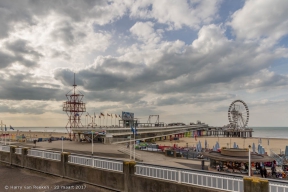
[0,73,65,100]
[54,37,279,98]
[0,0,116,39]
[154,93,236,106]
[0,51,15,68]
[85,90,144,103]
[0,101,49,114]
[0,39,42,68]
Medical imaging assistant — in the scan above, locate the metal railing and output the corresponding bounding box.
[270,181,288,192]
[270,183,288,192]
[15,148,22,154]
[68,155,123,172]
[0,145,10,152]
[136,164,243,192]
[27,149,61,161]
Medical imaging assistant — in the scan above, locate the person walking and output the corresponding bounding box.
[271,166,276,178]
[263,167,267,178]
[260,167,264,178]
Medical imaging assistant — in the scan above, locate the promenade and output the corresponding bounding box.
[15,140,207,170]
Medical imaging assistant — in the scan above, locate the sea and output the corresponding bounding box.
[2,127,288,139]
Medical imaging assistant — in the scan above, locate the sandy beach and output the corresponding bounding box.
[1,130,287,155]
[0,131,68,141]
[155,136,288,155]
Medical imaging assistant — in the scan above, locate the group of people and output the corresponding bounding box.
[259,166,268,178]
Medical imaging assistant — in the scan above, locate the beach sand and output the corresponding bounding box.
[0,131,68,141]
[2,130,287,154]
[155,136,287,154]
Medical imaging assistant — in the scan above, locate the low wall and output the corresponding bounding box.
[11,153,22,166]
[0,151,10,163]
[0,146,270,192]
[24,155,62,176]
[65,163,124,190]
[131,175,223,192]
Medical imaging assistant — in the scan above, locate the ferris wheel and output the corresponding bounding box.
[228,100,249,129]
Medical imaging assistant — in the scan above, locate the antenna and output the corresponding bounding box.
[73,73,77,87]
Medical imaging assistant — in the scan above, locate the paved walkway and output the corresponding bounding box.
[0,163,112,192]
[12,140,207,170]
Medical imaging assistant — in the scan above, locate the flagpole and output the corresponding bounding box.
[134,130,135,161]
[130,133,132,160]
[5,128,6,145]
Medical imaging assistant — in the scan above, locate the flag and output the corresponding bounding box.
[131,126,137,135]
[100,113,104,116]
[107,113,110,116]
[10,125,14,130]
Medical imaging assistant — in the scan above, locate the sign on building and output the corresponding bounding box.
[122,111,134,121]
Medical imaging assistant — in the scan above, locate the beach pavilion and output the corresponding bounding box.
[202,148,274,173]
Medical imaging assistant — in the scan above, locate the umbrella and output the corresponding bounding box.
[217,141,220,149]
[252,143,255,153]
[233,142,237,148]
[198,141,202,152]
[285,146,288,159]
[262,147,265,155]
[257,144,261,154]
[236,145,239,148]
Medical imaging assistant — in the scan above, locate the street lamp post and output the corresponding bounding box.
[61,136,64,153]
[91,131,94,156]
[248,145,251,177]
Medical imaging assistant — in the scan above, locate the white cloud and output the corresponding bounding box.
[129,0,221,29]
[230,0,288,43]
[130,21,162,44]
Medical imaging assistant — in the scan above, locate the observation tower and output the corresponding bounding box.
[63,74,86,139]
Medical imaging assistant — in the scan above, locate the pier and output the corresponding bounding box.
[190,128,253,138]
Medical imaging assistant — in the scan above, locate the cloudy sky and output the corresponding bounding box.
[0,0,288,127]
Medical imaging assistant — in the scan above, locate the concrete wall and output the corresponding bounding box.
[65,163,124,190]
[131,175,223,192]
[24,155,62,176]
[0,151,10,163]
[0,147,270,192]
[11,153,22,166]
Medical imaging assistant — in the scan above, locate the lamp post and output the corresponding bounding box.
[248,145,251,177]
[61,136,64,153]
[91,131,94,156]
